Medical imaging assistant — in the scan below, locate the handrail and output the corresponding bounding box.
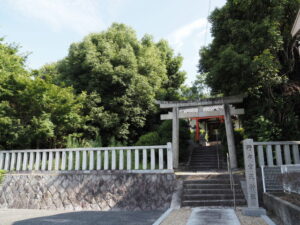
[216,133,220,169]
[227,153,236,209]
[216,145,220,169]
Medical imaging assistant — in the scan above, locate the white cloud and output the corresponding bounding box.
[168,18,207,50]
[7,0,108,35]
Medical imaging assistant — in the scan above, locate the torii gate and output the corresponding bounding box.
[157,95,244,169]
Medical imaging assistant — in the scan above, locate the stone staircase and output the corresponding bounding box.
[181,174,246,207]
[188,145,225,171]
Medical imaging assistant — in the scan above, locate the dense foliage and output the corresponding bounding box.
[0,39,88,149]
[0,24,187,149]
[46,23,186,144]
[199,0,300,141]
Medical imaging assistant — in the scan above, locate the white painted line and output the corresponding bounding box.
[152,208,173,225]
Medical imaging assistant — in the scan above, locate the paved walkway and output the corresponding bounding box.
[0,209,163,225]
[186,208,241,225]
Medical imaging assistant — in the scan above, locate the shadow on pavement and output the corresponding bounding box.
[12,210,164,225]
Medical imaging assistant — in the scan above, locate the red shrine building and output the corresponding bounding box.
[186,105,242,145]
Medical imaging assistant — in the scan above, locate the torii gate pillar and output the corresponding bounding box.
[172,107,179,168]
[224,103,237,168]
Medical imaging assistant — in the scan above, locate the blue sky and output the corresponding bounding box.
[0,0,226,85]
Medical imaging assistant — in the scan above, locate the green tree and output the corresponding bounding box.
[54,23,186,144]
[181,73,211,100]
[199,0,300,140]
[0,39,86,149]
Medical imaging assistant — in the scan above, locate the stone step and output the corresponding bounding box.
[183,179,231,184]
[191,157,218,159]
[189,162,220,165]
[192,152,220,156]
[193,153,219,155]
[189,166,221,169]
[183,179,240,184]
[183,194,245,201]
[189,167,222,170]
[181,199,247,207]
[188,169,221,171]
[190,158,219,161]
[190,162,220,164]
[191,156,219,158]
[190,156,219,159]
[184,189,243,195]
[190,160,219,163]
[189,165,227,168]
[188,167,221,170]
[192,152,218,156]
[183,174,237,179]
[183,184,240,189]
[189,162,223,164]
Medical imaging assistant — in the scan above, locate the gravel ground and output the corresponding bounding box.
[160,208,192,225]
[235,208,268,225]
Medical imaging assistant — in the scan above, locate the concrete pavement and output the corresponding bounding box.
[186,208,241,225]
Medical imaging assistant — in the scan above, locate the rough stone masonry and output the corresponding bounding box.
[0,171,176,211]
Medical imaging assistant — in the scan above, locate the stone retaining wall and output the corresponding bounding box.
[263,192,300,225]
[0,171,176,211]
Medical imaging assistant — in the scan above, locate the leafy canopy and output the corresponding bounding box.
[53,23,186,143]
[199,0,300,140]
[0,39,86,149]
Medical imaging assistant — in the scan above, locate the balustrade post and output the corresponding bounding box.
[167,142,173,170]
[0,152,4,170]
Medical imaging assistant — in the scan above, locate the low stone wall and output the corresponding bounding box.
[263,192,300,225]
[0,171,176,211]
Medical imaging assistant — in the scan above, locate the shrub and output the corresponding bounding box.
[135,131,160,146]
[0,170,6,184]
[135,120,190,162]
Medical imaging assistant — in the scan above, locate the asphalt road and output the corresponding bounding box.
[0,209,164,225]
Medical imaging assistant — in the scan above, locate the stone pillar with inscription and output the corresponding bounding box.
[242,139,266,217]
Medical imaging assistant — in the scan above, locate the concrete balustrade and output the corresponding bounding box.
[252,141,300,167]
[0,143,173,172]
